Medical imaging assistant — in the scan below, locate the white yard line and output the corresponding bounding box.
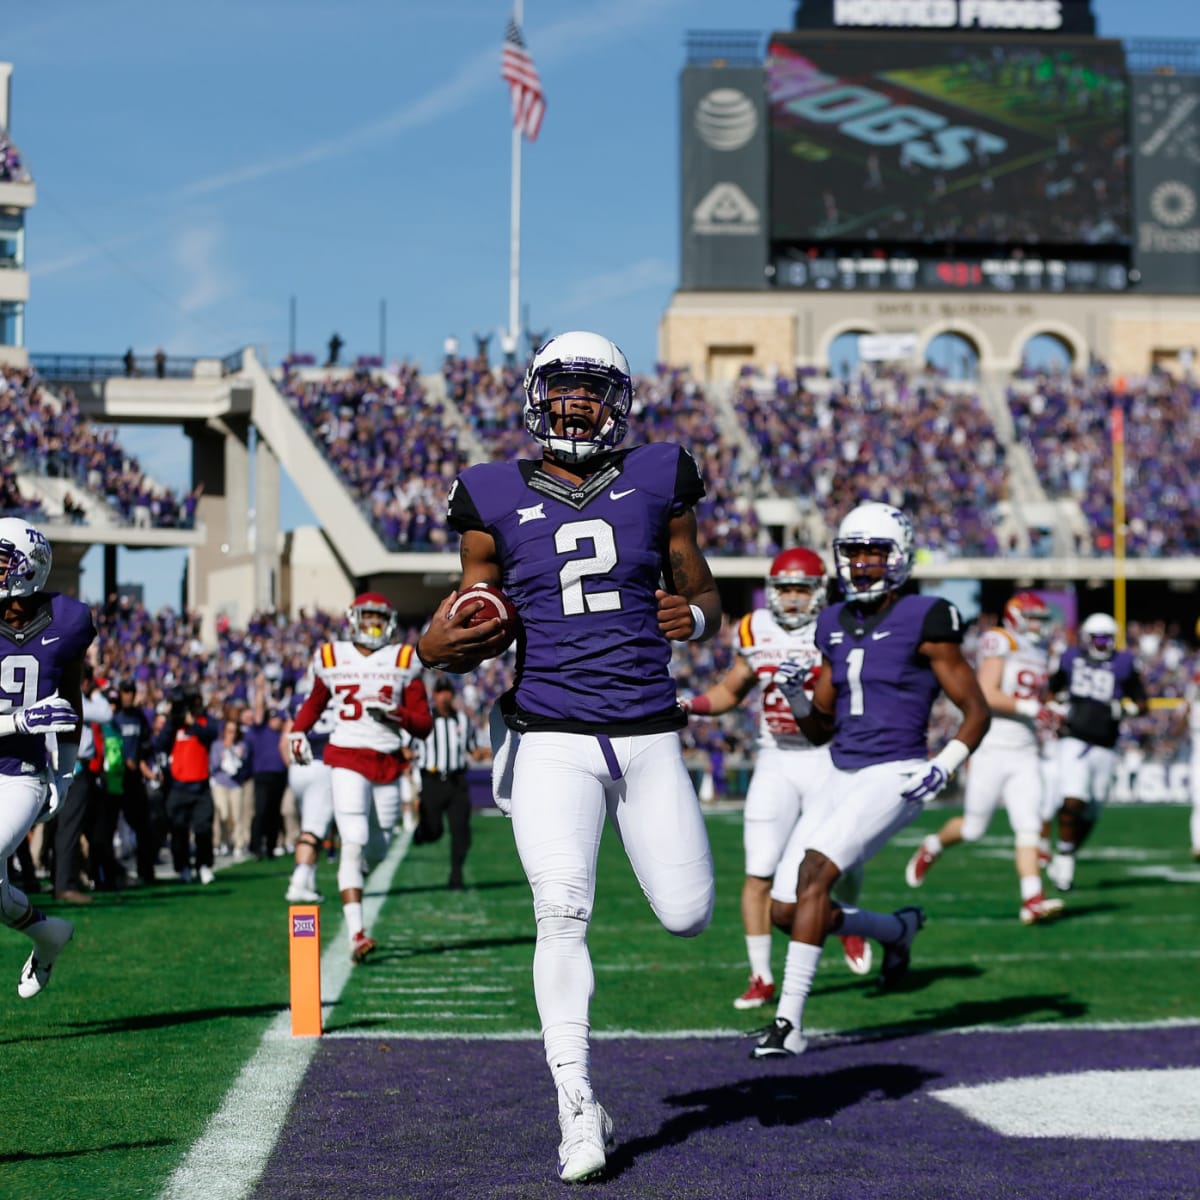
[157,831,412,1200]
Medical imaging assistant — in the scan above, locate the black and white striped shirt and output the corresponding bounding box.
[418,710,476,775]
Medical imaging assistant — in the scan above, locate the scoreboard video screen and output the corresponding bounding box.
[767,35,1130,250]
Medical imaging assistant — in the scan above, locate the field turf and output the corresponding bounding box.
[2,803,1196,1199]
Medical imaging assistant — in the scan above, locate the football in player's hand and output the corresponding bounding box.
[447,583,520,651]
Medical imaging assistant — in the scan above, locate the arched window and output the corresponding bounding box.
[828,330,868,381]
[925,331,978,380]
[1021,332,1074,376]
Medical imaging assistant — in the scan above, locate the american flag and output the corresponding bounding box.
[501,18,545,143]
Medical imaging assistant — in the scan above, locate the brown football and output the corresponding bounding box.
[447,583,520,651]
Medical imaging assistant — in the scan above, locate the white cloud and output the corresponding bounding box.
[558,257,676,313]
[174,0,685,198]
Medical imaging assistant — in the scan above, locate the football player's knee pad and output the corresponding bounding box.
[655,890,714,939]
[337,841,365,892]
[1015,831,1042,849]
[0,878,32,927]
[533,901,591,926]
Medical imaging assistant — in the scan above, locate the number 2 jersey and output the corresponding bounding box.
[447,443,704,734]
[1049,646,1145,749]
[291,640,431,783]
[0,592,95,778]
[815,592,964,770]
[734,608,824,752]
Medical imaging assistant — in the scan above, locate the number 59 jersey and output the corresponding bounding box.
[447,443,704,733]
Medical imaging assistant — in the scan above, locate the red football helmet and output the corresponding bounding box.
[1003,592,1051,645]
[347,592,399,651]
[766,548,827,630]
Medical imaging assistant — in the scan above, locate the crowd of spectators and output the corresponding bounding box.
[0,132,28,183]
[0,364,200,528]
[734,365,1009,557]
[1009,367,1200,556]
[280,362,467,552]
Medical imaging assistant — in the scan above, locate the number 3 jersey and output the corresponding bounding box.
[815,593,964,770]
[734,608,824,752]
[0,592,95,778]
[293,640,429,782]
[446,443,704,734]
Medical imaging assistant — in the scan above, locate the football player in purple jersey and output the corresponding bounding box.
[0,519,95,998]
[1044,612,1148,893]
[418,331,722,1184]
[750,501,990,1059]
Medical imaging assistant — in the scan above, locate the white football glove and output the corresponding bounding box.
[289,731,313,765]
[0,694,80,737]
[771,660,813,719]
[36,774,71,826]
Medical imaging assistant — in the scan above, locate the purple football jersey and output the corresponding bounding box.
[447,443,704,733]
[816,593,964,770]
[0,592,97,777]
[1052,646,1145,749]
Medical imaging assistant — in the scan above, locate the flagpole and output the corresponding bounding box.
[508,0,524,350]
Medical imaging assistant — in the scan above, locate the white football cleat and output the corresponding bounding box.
[1047,854,1076,893]
[840,934,873,975]
[18,916,74,999]
[750,1015,808,1059]
[198,866,215,886]
[285,882,325,903]
[1020,894,1065,925]
[557,1095,614,1183]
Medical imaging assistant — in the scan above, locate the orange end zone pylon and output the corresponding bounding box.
[288,905,322,1036]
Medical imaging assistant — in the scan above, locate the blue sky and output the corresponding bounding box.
[5,0,1194,611]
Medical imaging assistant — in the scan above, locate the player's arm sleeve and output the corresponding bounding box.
[1125,668,1148,704]
[394,678,433,739]
[919,598,966,645]
[446,474,486,535]
[669,446,706,515]
[292,676,332,734]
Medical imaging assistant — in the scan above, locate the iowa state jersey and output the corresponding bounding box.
[0,592,96,777]
[976,626,1049,752]
[734,608,823,751]
[447,443,704,732]
[816,593,964,770]
[1050,647,1145,749]
[309,640,422,753]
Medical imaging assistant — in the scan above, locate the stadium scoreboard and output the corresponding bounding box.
[680,0,1200,297]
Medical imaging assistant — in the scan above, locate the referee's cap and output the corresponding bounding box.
[433,675,455,694]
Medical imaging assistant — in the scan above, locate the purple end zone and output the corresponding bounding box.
[255,1027,1200,1200]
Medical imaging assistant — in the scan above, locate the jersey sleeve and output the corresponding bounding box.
[446,472,486,535]
[669,446,705,516]
[1123,665,1148,703]
[919,597,965,645]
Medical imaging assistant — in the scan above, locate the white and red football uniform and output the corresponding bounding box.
[292,640,431,863]
[732,609,834,879]
[962,626,1051,841]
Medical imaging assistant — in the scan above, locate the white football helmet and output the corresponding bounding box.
[766,547,827,630]
[523,331,633,464]
[0,518,53,599]
[1080,612,1118,660]
[347,592,399,651]
[832,502,915,601]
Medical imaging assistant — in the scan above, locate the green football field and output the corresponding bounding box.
[2,803,1196,1199]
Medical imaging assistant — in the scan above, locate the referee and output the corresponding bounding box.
[414,676,478,889]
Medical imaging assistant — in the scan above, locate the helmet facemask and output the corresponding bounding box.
[347,596,398,651]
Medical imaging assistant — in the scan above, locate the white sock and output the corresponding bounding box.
[1020,875,1042,902]
[776,941,822,1031]
[344,901,364,941]
[745,934,773,983]
[923,833,943,855]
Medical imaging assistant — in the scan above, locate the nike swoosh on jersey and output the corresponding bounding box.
[870,630,891,640]
[41,636,61,645]
[609,488,637,500]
